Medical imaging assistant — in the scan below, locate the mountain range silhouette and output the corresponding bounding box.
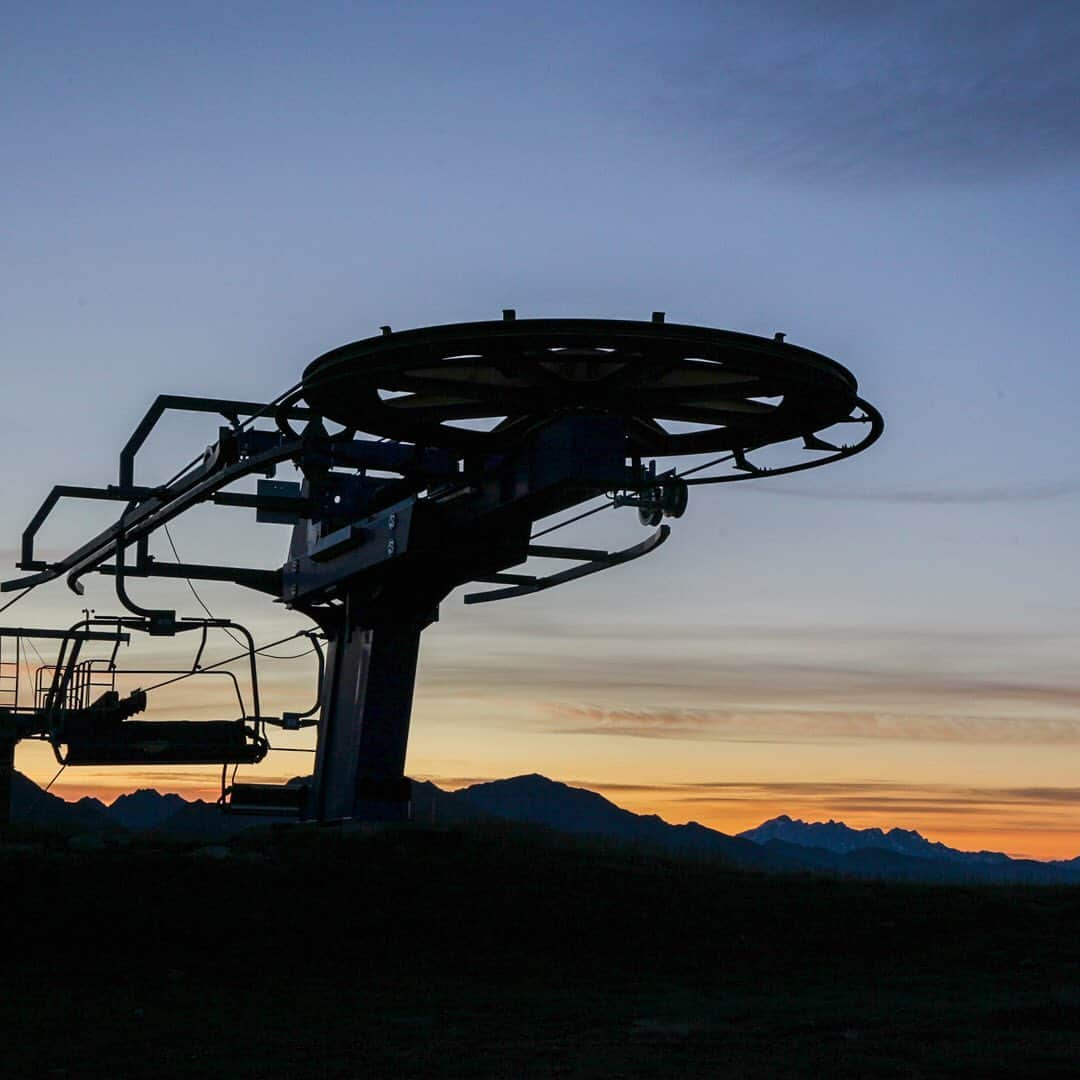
[10,770,1080,884]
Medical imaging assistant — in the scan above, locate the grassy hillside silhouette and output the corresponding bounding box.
[3,816,1078,1077]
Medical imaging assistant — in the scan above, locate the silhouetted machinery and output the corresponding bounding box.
[0,313,882,823]
[0,617,284,812]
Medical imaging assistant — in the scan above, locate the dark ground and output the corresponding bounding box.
[2,821,1078,1078]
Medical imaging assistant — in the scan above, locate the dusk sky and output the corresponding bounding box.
[4,2,1080,857]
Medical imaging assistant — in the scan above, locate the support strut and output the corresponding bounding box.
[308,595,439,822]
[0,738,14,826]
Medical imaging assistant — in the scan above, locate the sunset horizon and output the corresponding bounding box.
[6,4,1079,1072]
[30,763,1080,863]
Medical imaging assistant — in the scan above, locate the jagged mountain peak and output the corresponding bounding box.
[108,788,188,830]
[5,771,1066,882]
[738,814,1011,865]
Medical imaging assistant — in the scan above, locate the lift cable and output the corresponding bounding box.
[25,636,48,669]
[529,498,615,540]
[162,523,249,651]
[255,642,319,660]
[0,380,306,620]
[25,762,69,817]
[676,451,736,480]
[160,522,316,660]
[526,453,738,542]
[42,763,67,794]
[26,638,47,706]
[140,629,314,695]
[155,378,306,492]
[0,584,38,616]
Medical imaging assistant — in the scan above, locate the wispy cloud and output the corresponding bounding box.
[743,480,1080,503]
[650,1,1080,183]
[419,608,1080,724]
[583,777,1080,808]
[629,778,1080,846]
[549,703,1080,744]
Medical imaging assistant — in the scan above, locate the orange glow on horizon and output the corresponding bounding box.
[17,678,1080,862]
[597,790,1080,863]
[51,779,224,805]
[419,776,1080,863]
[32,770,1080,861]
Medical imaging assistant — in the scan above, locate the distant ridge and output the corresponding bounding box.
[8,771,1080,884]
[738,814,1013,866]
[109,789,188,831]
[443,775,1080,883]
[9,772,114,833]
[454,773,772,867]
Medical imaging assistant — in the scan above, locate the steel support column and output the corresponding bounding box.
[0,738,14,826]
[307,600,436,822]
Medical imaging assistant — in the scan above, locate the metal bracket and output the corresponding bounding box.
[463,525,670,604]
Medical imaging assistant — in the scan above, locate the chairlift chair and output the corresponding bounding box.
[32,617,272,768]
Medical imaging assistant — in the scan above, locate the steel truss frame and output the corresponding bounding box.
[1,316,882,824]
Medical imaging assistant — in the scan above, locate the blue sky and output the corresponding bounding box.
[3,2,1080,855]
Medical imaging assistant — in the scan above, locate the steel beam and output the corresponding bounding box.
[98,561,281,595]
[0,627,130,642]
[308,601,436,822]
[0,738,13,826]
[1,438,303,594]
[118,394,315,490]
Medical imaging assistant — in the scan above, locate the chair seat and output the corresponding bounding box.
[62,720,266,766]
[225,781,309,816]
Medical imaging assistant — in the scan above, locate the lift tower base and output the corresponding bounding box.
[309,603,437,822]
[0,739,14,826]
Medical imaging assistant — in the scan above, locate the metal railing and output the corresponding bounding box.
[0,634,19,710]
[35,658,116,713]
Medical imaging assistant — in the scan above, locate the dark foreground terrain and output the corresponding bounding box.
[2,821,1078,1078]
